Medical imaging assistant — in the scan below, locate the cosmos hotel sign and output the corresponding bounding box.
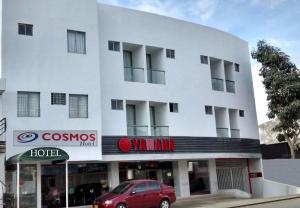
[13,130,97,147]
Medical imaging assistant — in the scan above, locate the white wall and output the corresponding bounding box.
[2,0,102,160]
[263,179,300,198]
[98,4,259,140]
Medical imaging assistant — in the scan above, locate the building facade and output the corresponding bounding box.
[1,0,263,207]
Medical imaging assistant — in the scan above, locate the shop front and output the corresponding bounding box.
[102,136,262,198]
[5,148,109,208]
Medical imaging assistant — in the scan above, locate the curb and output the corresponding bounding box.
[226,195,300,207]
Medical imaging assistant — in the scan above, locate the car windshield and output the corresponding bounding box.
[111,182,132,194]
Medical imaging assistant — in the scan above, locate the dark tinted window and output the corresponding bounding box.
[205,105,213,115]
[112,182,132,194]
[200,55,208,64]
[148,181,160,191]
[133,183,147,193]
[166,49,175,59]
[239,110,245,117]
[108,41,120,51]
[18,23,33,36]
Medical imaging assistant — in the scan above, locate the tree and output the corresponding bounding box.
[251,40,300,159]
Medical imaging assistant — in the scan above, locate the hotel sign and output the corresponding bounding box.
[13,130,97,147]
[118,137,175,153]
[17,147,69,162]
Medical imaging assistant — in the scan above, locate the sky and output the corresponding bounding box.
[98,0,300,124]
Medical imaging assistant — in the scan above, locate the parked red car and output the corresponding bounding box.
[93,179,176,208]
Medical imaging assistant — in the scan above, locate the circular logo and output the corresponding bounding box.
[17,132,39,143]
[118,137,132,153]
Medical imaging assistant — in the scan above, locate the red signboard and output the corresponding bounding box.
[249,172,263,178]
[118,137,175,153]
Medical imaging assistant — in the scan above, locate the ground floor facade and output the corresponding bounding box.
[2,135,263,208]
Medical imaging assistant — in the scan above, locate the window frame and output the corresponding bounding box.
[69,94,88,118]
[67,30,86,54]
[148,181,161,192]
[200,55,208,64]
[166,49,175,59]
[239,110,245,117]
[111,99,123,110]
[108,40,120,52]
[205,105,213,115]
[18,23,33,36]
[17,91,40,117]
[235,63,240,72]
[169,102,178,113]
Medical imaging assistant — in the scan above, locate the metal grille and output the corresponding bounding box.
[69,94,88,118]
[17,92,40,117]
[216,159,249,192]
[51,93,66,105]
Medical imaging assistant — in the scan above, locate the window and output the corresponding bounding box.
[18,23,33,36]
[205,105,213,115]
[148,181,160,191]
[133,183,147,193]
[239,110,245,117]
[108,41,120,51]
[69,94,88,118]
[235,63,240,72]
[17,92,40,117]
[169,103,178,113]
[51,93,66,105]
[166,49,175,59]
[111,99,123,110]
[67,30,86,54]
[200,55,208,64]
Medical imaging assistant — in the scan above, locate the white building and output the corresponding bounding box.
[0,0,263,207]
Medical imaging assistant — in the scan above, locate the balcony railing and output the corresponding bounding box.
[212,78,224,91]
[226,80,235,93]
[216,127,229,137]
[151,126,169,136]
[127,125,148,136]
[230,129,240,138]
[147,69,166,84]
[124,67,145,83]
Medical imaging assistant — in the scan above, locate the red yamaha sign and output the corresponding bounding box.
[118,137,175,153]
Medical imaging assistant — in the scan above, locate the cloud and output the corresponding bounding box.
[98,0,217,23]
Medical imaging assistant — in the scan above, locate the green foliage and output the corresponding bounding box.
[251,40,300,158]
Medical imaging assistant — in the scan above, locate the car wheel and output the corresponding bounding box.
[117,203,127,208]
[160,199,170,208]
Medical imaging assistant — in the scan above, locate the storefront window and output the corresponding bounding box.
[41,163,108,208]
[5,163,17,208]
[188,161,210,195]
[5,164,37,208]
[119,162,174,186]
[20,165,37,208]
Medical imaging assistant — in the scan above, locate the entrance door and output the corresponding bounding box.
[41,165,66,208]
[126,104,136,136]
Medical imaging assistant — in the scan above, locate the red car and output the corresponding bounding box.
[93,179,176,208]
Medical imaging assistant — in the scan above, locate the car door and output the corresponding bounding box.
[126,182,148,208]
[147,181,162,208]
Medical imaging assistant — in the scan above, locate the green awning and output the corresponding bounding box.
[7,147,69,163]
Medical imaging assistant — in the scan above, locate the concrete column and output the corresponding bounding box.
[248,158,263,198]
[173,160,190,198]
[108,162,119,190]
[208,159,218,194]
[36,163,41,208]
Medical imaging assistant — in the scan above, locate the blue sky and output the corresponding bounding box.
[98,0,300,124]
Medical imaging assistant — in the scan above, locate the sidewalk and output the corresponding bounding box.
[173,194,300,208]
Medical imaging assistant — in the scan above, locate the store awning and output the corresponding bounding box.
[7,147,69,163]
